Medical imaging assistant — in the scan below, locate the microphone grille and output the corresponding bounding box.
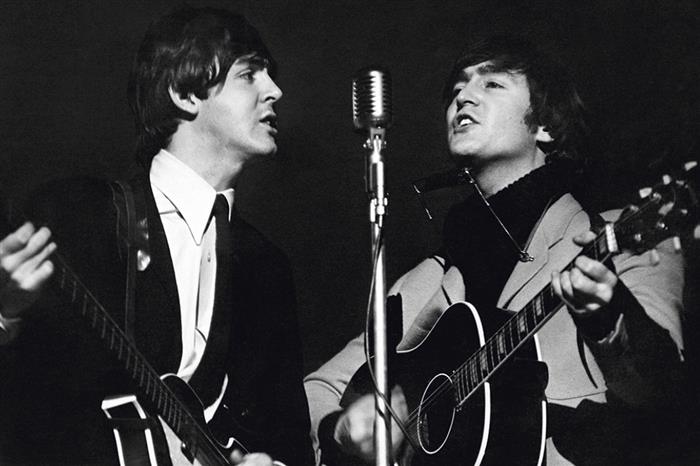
[352,67,392,131]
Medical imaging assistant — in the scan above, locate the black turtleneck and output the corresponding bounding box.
[441,161,576,311]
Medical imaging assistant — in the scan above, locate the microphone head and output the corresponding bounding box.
[352,67,392,132]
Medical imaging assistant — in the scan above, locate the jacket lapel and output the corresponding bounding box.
[143,179,181,321]
[497,194,584,310]
[132,174,183,372]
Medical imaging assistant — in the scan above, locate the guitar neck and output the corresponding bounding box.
[59,250,230,464]
[451,224,619,409]
[2,200,231,465]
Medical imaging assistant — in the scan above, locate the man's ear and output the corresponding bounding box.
[168,86,200,116]
[535,125,554,143]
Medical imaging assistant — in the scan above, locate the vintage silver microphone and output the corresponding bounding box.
[353,67,393,135]
[352,67,394,466]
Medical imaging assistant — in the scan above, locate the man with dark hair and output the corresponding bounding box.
[0,6,313,465]
[305,35,685,465]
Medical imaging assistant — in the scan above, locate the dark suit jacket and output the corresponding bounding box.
[0,174,314,465]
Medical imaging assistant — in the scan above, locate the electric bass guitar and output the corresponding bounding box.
[0,191,251,466]
[339,162,699,465]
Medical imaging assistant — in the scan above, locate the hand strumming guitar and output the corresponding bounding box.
[333,385,408,463]
[0,222,56,328]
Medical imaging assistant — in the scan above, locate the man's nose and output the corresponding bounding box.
[262,71,282,102]
[455,84,480,108]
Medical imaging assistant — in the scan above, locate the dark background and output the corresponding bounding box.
[1,0,698,376]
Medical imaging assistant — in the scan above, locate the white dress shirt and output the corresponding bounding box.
[150,149,233,415]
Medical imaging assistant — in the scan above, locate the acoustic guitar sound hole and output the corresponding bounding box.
[417,373,456,455]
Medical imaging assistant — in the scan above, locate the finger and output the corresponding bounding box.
[555,270,585,312]
[572,230,597,246]
[17,257,55,292]
[336,392,385,460]
[573,256,617,287]
[569,268,611,311]
[551,270,562,298]
[1,227,52,273]
[0,222,35,257]
[231,452,272,466]
[13,241,56,285]
[229,449,245,464]
[559,270,575,301]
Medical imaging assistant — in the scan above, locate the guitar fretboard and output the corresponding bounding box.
[451,225,617,408]
[2,202,230,466]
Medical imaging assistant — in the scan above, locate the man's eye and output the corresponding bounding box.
[239,70,255,82]
[485,81,503,89]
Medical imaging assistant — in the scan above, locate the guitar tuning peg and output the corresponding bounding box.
[672,236,682,252]
[694,224,700,241]
[662,174,673,185]
[684,161,698,172]
[638,187,652,199]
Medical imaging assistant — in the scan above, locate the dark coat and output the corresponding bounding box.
[0,174,314,465]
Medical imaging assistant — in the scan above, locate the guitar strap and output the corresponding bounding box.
[110,178,149,341]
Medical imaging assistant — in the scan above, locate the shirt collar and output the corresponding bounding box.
[150,149,235,243]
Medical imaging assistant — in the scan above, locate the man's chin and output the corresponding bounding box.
[449,150,479,167]
[247,146,278,165]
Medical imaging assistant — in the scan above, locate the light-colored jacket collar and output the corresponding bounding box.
[498,193,586,309]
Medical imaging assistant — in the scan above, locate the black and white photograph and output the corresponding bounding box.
[1,1,698,465]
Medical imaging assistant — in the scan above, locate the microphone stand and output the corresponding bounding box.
[364,127,392,466]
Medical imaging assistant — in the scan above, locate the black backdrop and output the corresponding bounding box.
[2,0,698,374]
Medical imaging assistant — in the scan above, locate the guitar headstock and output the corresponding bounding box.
[614,161,699,255]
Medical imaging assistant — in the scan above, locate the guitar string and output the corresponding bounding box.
[398,194,665,438]
[405,191,670,433]
[3,205,231,465]
[55,254,232,465]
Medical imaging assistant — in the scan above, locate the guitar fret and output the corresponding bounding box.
[543,286,558,315]
[149,379,158,403]
[486,341,495,371]
[3,208,234,466]
[517,313,526,337]
[532,298,541,325]
[172,402,181,431]
[461,367,468,397]
[508,320,517,350]
[162,397,171,424]
[479,351,487,377]
[452,370,460,401]
[100,314,107,339]
[468,360,478,387]
[497,332,506,358]
[453,369,463,402]
[157,386,164,411]
[463,365,470,394]
[109,327,116,350]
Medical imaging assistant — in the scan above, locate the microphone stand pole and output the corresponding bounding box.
[365,127,392,466]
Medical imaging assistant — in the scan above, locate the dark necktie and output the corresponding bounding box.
[189,194,234,406]
[212,194,233,260]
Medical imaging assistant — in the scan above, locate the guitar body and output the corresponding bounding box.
[339,302,547,466]
[103,375,247,466]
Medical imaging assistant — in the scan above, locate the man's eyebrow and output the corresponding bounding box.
[235,54,270,69]
[455,64,517,83]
